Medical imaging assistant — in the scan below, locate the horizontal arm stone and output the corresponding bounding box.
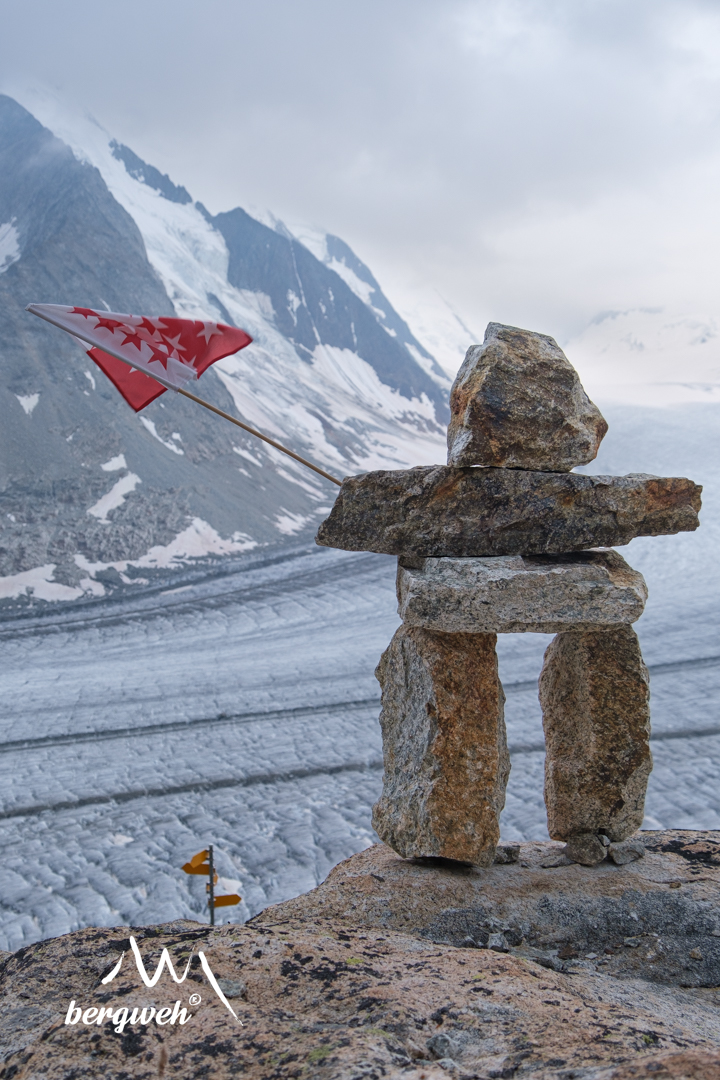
[316,466,701,557]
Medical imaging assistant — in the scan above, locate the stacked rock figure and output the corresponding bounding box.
[316,323,702,868]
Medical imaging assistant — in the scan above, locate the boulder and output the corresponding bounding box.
[268,832,720,989]
[315,466,701,557]
[372,625,509,866]
[608,837,646,865]
[540,626,652,843]
[447,322,608,471]
[564,832,608,866]
[397,548,647,633]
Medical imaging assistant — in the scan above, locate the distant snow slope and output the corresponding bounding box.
[274,217,456,387]
[565,309,720,407]
[378,282,481,382]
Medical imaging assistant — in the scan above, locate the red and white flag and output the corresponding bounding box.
[26,304,252,411]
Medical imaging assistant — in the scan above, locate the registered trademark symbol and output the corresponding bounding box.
[189,994,201,1006]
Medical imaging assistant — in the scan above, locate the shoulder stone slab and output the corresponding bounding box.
[396,549,647,633]
[316,466,701,557]
[448,323,607,471]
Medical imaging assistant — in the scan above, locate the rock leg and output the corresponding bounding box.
[540,626,652,843]
[372,626,509,866]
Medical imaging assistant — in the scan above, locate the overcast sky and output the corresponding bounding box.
[2,0,720,344]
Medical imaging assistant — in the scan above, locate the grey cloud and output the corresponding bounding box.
[1,0,719,340]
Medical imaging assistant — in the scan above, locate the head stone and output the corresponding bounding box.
[447,323,607,472]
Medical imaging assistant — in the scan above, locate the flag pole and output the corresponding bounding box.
[175,386,342,486]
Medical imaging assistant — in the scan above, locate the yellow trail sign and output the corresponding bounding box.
[181,845,239,924]
[212,894,241,908]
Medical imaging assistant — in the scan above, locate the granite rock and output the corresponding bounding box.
[316,466,701,557]
[447,322,608,470]
[609,838,646,865]
[266,832,720,989]
[540,626,652,842]
[397,548,647,633]
[564,832,609,866]
[372,625,509,866]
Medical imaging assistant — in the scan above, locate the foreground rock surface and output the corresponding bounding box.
[2,834,719,1080]
[316,467,702,557]
[397,549,647,633]
[447,323,608,471]
[541,626,652,843]
[373,626,509,865]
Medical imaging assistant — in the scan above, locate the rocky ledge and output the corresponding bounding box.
[1,831,718,1079]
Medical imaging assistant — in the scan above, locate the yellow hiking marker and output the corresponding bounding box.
[213,894,242,908]
[182,845,241,925]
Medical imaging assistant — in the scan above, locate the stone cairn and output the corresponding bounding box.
[316,323,702,868]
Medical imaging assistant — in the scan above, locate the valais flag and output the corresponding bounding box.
[26,304,252,411]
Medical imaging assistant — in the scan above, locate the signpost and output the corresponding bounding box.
[182,845,241,926]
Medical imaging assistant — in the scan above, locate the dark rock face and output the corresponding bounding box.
[540,626,652,843]
[372,626,509,866]
[210,205,448,415]
[316,465,702,557]
[447,323,608,470]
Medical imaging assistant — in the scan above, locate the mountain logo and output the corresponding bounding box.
[100,935,242,1024]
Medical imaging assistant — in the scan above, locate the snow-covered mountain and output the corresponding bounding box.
[0,93,451,605]
[565,309,720,408]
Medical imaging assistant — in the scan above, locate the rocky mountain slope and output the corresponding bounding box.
[0,94,452,605]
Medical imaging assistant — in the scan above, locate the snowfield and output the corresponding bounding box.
[0,404,718,951]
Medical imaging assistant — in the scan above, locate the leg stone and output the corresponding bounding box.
[540,626,652,844]
[372,625,509,866]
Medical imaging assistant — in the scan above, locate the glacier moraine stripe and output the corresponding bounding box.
[0,759,386,821]
[0,654,715,757]
[0,698,382,755]
[0,552,383,640]
[0,734,716,822]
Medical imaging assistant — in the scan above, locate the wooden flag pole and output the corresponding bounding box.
[176,386,342,486]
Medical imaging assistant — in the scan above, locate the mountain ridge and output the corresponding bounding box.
[0,93,450,606]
